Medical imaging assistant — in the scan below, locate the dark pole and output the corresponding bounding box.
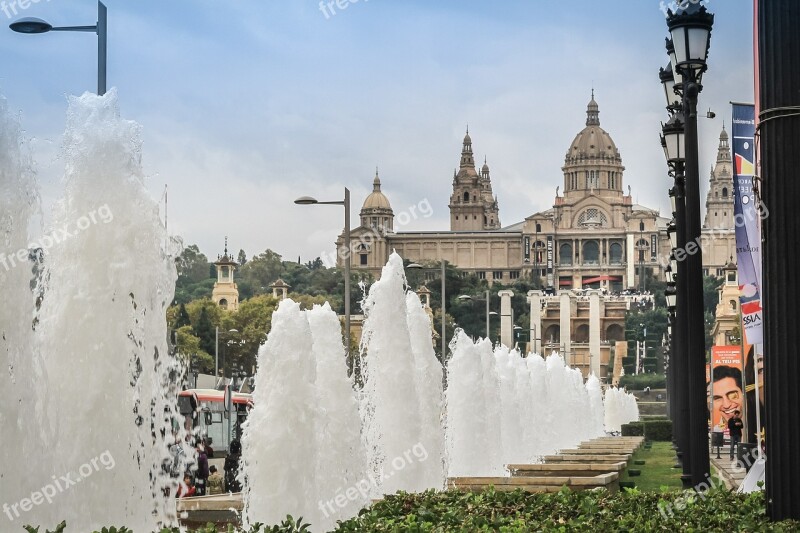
[682,76,711,488]
[758,0,800,520]
[673,169,693,487]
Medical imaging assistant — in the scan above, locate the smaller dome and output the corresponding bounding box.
[720,124,729,140]
[362,171,393,211]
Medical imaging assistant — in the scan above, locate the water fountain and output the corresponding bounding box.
[0,90,185,531]
[604,386,641,433]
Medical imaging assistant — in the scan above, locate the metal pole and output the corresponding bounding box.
[344,188,351,360]
[485,289,490,339]
[215,326,219,381]
[441,260,446,357]
[683,78,711,488]
[97,1,107,95]
[674,167,692,486]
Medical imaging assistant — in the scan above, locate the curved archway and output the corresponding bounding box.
[575,324,590,343]
[544,325,560,344]
[606,323,624,342]
[609,242,623,264]
[560,243,573,266]
[583,240,600,264]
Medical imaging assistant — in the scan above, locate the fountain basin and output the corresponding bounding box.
[177,494,243,529]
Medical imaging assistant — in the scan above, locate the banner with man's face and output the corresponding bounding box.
[708,346,744,434]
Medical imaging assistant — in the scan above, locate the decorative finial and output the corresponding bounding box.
[591,86,594,100]
[466,124,469,135]
[224,236,228,255]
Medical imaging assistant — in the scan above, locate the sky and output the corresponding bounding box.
[0,0,755,265]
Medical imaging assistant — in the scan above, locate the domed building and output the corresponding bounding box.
[333,93,737,378]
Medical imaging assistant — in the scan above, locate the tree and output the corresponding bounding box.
[237,249,248,266]
[174,325,215,374]
[174,303,191,328]
[239,249,284,293]
[176,244,211,284]
[194,307,216,356]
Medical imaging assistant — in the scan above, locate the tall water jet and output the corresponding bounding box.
[0,93,45,524]
[6,90,182,531]
[405,291,446,489]
[306,303,369,531]
[445,331,503,476]
[242,299,320,527]
[585,374,607,438]
[604,387,640,432]
[359,253,427,494]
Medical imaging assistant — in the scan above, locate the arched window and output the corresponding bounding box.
[544,325,560,343]
[722,187,728,198]
[609,242,623,264]
[536,223,542,233]
[560,243,573,266]
[639,221,645,232]
[219,298,228,310]
[606,324,624,342]
[583,241,600,264]
[575,324,590,343]
[463,191,469,202]
[730,300,737,311]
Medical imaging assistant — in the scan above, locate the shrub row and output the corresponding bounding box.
[618,372,666,390]
[621,419,673,441]
[28,488,799,532]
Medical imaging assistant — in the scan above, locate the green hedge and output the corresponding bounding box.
[621,421,645,436]
[622,420,673,441]
[645,419,673,441]
[618,373,666,390]
[27,489,797,532]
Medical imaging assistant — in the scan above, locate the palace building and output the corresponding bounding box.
[337,94,735,290]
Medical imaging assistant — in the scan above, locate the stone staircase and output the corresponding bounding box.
[447,436,645,494]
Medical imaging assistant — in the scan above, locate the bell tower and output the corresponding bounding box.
[212,237,240,312]
[703,125,735,230]
[449,128,501,231]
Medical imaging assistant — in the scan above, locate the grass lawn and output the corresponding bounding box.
[619,440,683,491]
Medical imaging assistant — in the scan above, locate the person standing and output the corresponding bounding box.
[194,442,209,496]
[728,409,744,460]
[208,465,224,495]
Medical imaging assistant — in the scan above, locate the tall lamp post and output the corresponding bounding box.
[457,290,495,340]
[9,1,107,95]
[662,2,714,488]
[296,188,351,359]
[215,327,239,384]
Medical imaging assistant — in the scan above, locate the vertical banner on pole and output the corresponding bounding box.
[708,346,744,436]
[731,103,763,344]
[546,236,554,288]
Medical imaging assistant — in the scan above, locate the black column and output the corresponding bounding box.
[673,171,692,487]
[683,84,711,488]
[758,0,800,521]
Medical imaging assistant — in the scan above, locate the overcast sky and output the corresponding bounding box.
[0,0,754,263]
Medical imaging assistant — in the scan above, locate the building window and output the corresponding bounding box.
[579,208,607,228]
[609,242,623,264]
[360,254,368,266]
[536,223,542,233]
[639,221,645,232]
[509,271,520,280]
[493,271,503,280]
[477,271,486,280]
[560,243,573,266]
[722,187,728,198]
[583,240,600,264]
[463,192,469,201]
[703,268,709,276]
[717,268,724,277]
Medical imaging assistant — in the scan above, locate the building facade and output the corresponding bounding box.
[212,239,240,311]
[337,95,735,288]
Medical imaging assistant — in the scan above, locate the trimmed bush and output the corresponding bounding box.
[621,422,644,436]
[618,373,666,390]
[645,419,673,441]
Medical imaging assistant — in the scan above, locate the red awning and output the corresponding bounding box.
[582,275,622,284]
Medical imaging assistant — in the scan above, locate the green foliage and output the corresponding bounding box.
[23,522,66,533]
[175,303,191,328]
[645,420,673,441]
[618,372,666,390]
[621,421,645,436]
[194,307,217,356]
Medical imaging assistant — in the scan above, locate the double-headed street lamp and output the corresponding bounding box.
[457,290,496,341]
[9,1,107,95]
[659,2,714,488]
[295,188,351,360]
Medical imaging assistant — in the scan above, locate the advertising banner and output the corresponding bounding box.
[546,236,554,288]
[731,103,763,344]
[708,345,744,435]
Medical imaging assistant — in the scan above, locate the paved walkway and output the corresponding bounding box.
[709,449,747,490]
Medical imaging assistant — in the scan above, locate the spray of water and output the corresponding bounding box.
[1,90,182,531]
[604,386,640,432]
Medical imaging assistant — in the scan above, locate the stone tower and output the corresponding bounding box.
[212,237,239,311]
[449,129,501,231]
[703,125,735,230]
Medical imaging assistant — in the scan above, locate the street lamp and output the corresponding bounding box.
[457,290,494,340]
[9,1,107,95]
[215,327,239,383]
[663,1,714,488]
[295,188,351,360]
[408,261,447,358]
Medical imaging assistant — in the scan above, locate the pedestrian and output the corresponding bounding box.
[194,442,209,496]
[176,473,196,498]
[728,409,744,460]
[224,439,242,493]
[208,465,224,495]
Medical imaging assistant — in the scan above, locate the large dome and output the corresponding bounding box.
[565,96,622,165]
